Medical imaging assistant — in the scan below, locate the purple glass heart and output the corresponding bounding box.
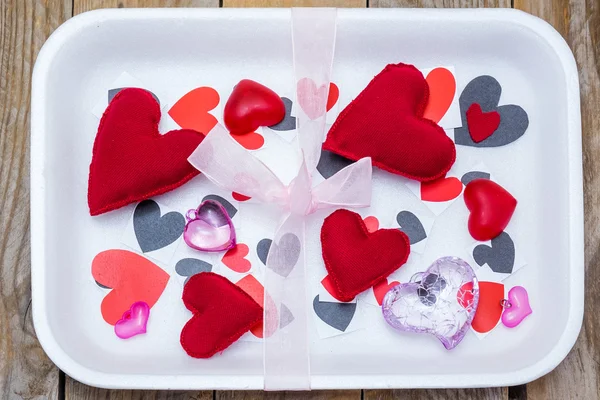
[382,256,479,350]
[183,200,236,252]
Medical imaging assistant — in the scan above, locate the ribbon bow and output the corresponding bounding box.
[188,8,372,390]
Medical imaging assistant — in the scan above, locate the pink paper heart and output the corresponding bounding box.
[501,286,532,328]
[114,301,150,339]
[297,78,329,120]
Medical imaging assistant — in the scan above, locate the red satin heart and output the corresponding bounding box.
[224,79,285,135]
[323,63,456,182]
[459,281,504,334]
[421,177,463,202]
[466,103,501,143]
[321,209,410,302]
[464,179,517,241]
[88,88,203,216]
[181,272,263,358]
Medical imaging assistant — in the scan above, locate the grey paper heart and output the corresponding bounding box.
[257,238,272,265]
[396,211,427,245]
[133,200,185,253]
[280,304,295,329]
[316,149,355,179]
[265,233,301,278]
[109,88,160,104]
[454,76,529,147]
[201,194,237,219]
[313,295,356,332]
[95,280,110,289]
[175,258,212,285]
[473,232,515,274]
[269,97,296,131]
[461,171,491,186]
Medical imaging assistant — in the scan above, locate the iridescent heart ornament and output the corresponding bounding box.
[382,256,479,350]
[184,200,236,252]
[114,301,150,339]
[501,286,532,328]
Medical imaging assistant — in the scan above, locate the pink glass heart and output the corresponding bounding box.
[114,301,150,339]
[183,200,236,252]
[501,286,532,328]
[382,256,479,350]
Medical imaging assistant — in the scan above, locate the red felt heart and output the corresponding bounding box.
[88,89,203,216]
[323,64,456,182]
[224,79,285,135]
[222,243,251,273]
[423,67,456,123]
[321,209,410,302]
[373,278,400,306]
[421,177,463,202]
[464,179,517,241]
[168,87,220,134]
[459,281,504,334]
[92,249,170,325]
[466,103,501,143]
[181,272,263,358]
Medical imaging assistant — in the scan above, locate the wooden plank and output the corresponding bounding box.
[370,0,510,7]
[0,1,71,399]
[514,0,600,399]
[223,0,366,6]
[216,390,362,399]
[75,0,220,16]
[364,389,509,400]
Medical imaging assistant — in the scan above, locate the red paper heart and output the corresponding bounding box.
[323,64,456,182]
[320,275,346,302]
[373,278,400,306]
[231,131,265,150]
[421,177,463,202]
[459,281,504,334]
[224,79,285,135]
[236,275,278,338]
[181,272,262,358]
[321,209,410,302]
[88,89,203,215]
[464,179,517,241]
[222,243,251,273]
[423,67,456,123]
[232,192,251,202]
[92,249,170,325]
[466,103,501,143]
[363,216,379,233]
[326,82,339,112]
[168,87,220,134]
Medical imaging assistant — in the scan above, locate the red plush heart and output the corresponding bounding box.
[88,88,203,216]
[421,176,463,202]
[321,209,410,302]
[464,179,517,241]
[224,79,285,135]
[323,63,456,182]
[466,103,501,143]
[181,272,263,358]
[459,281,504,334]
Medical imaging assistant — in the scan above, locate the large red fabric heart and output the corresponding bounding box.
[323,63,456,182]
[181,272,263,358]
[224,79,285,135]
[88,88,203,216]
[321,209,410,302]
[466,103,501,143]
[464,179,517,241]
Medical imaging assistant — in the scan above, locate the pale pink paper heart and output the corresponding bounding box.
[297,78,329,120]
[114,301,150,339]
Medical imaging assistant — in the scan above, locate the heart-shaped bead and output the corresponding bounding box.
[382,256,479,350]
[183,200,236,252]
[114,301,150,339]
[501,286,532,328]
[464,179,517,241]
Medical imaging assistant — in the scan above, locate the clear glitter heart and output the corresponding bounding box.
[183,200,236,252]
[382,256,479,350]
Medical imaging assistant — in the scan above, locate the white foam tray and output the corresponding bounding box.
[31,8,583,390]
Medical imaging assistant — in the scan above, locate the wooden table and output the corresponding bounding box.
[1,0,597,398]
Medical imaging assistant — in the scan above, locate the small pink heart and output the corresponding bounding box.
[501,286,532,328]
[114,301,150,339]
[297,78,328,120]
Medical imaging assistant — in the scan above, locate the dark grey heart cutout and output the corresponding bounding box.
[202,194,237,219]
[175,258,212,285]
[313,295,356,332]
[109,88,160,105]
[454,75,529,147]
[269,97,296,131]
[396,211,427,245]
[133,200,185,253]
[461,171,491,186]
[316,149,355,179]
[473,232,515,274]
[257,238,272,265]
[280,304,295,329]
[266,233,301,278]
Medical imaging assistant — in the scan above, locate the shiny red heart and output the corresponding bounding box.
[168,86,220,134]
[88,88,203,215]
[459,281,505,334]
[321,209,410,302]
[421,177,462,202]
[323,63,456,182]
[221,243,251,273]
[373,278,400,306]
[224,79,285,135]
[181,273,262,358]
[92,249,170,325]
[466,103,501,143]
[464,179,517,241]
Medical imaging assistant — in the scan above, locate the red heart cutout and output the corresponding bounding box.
[92,249,170,325]
[224,80,285,135]
[88,89,203,215]
[169,87,220,134]
[323,64,456,182]
[231,131,265,150]
[363,216,379,233]
[236,275,278,338]
[423,67,456,123]
[373,278,400,306]
[181,272,262,358]
[320,275,346,302]
[321,209,410,302]
[464,179,517,241]
[459,281,504,334]
[421,177,463,202]
[466,103,501,143]
[232,192,251,202]
[222,243,251,273]
[326,82,339,112]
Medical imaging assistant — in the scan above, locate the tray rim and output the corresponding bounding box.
[30,7,584,390]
